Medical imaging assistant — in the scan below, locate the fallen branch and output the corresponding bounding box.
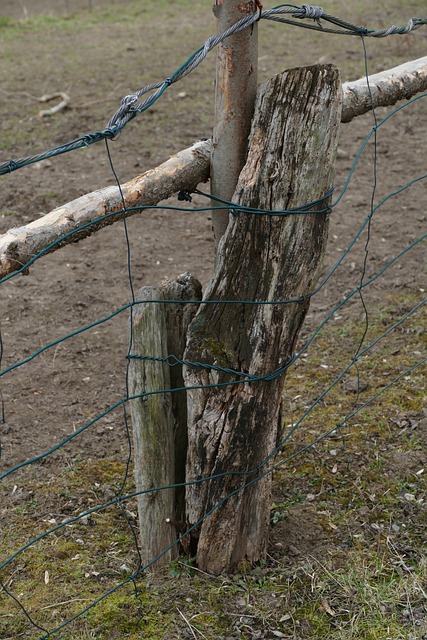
[38,92,71,117]
[0,89,70,116]
[0,57,426,278]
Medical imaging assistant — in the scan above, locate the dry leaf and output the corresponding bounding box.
[321,599,336,616]
[44,570,49,585]
[279,613,292,622]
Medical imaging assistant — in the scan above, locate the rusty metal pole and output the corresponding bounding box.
[211,0,259,248]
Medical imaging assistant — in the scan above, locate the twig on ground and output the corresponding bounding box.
[177,608,198,640]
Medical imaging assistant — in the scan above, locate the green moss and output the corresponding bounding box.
[201,337,233,367]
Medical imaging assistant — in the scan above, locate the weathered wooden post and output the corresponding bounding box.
[129,287,177,569]
[211,0,259,246]
[129,275,201,569]
[158,274,202,527]
[184,64,342,573]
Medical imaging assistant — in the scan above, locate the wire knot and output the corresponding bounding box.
[294,5,324,26]
[104,126,118,140]
[403,18,414,33]
[178,190,192,202]
[108,94,138,129]
[81,133,97,147]
[7,160,18,173]
[301,4,324,19]
[122,94,138,107]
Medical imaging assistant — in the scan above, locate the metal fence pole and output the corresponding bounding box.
[211,0,259,248]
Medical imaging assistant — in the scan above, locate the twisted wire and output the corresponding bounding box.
[0,6,425,176]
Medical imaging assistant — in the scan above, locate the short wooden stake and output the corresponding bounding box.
[129,285,177,569]
[129,275,202,568]
[158,273,202,527]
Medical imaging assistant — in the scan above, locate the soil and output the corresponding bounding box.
[0,0,426,587]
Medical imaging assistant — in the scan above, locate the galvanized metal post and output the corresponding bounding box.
[211,0,259,247]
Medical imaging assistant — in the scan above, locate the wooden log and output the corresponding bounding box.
[183,64,342,574]
[0,139,211,279]
[1,57,425,279]
[128,285,177,569]
[342,55,427,122]
[158,273,202,527]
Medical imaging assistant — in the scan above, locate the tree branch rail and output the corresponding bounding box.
[0,57,426,280]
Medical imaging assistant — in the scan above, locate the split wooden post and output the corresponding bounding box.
[211,0,259,247]
[184,64,342,574]
[158,273,202,527]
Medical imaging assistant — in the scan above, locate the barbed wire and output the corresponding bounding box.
[0,4,426,176]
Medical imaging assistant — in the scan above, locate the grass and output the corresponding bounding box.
[0,1,192,35]
[0,293,425,639]
[286,554,427,639]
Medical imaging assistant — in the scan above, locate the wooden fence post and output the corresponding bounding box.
[129,275,202,569]
[211,0,259,247]
[129,286,177,569]
[158,274,202,528]
[184,64,342,574]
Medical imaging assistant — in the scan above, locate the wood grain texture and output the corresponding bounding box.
[184,64,342,573]
[158,273,202,528]
[129,285,177,569]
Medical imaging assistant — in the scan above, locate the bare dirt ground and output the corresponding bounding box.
[0,1,426,638]
[0,0,425,470]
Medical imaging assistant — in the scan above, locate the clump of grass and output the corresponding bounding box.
[285,552,427,639]
[0,16,14,29]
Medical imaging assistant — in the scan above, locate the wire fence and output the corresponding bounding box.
[0,3,426,638]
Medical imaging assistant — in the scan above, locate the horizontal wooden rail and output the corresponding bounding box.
[1,56,426,279]
[342,55,427,122]
[0,140,211,279]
